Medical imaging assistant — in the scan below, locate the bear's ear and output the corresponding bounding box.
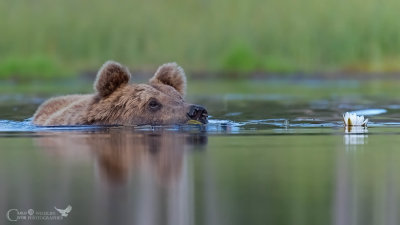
[94,61,131,97]
[149,62,187,96]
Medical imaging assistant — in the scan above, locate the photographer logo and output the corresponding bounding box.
[6,205,72,222]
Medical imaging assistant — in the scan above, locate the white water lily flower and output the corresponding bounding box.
[343,112,368,127]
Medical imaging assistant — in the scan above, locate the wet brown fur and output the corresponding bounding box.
[33,61,191,126]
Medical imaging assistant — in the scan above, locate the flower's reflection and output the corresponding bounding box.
[344,126,368,145]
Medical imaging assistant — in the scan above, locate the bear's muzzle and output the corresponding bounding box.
[187,105,208,124]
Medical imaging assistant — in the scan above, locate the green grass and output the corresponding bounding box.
[0,55,71,81]
[1,0,400,79]
[2,78,400,101]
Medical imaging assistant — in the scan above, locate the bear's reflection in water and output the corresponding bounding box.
[35,129,208,186]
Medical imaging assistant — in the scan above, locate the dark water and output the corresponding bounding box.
[1,79,400,225]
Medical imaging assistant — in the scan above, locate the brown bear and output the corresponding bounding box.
[32,61,208,126]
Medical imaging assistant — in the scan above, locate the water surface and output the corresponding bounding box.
[1,79,400,225]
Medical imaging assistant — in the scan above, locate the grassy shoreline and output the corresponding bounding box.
[2,0,400,79]
[2,77,400,100]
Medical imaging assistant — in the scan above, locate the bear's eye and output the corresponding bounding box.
[148,99,162,111]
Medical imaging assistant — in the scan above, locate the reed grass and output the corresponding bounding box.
[1,0,400,78]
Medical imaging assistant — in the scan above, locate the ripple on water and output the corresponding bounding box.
[350,109,387,116]
[0,111,399,134]
[0,118,114,132]
[0,119,36,132]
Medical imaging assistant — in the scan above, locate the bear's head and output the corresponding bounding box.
[87,61,208,125]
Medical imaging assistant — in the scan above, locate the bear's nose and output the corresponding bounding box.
[187,105,208,124]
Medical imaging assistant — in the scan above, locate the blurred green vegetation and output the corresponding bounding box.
[2,79,400,101]
[1,0,400,79]
[0,55,69,81]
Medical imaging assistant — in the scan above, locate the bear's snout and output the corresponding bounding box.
[187,105,208,124]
